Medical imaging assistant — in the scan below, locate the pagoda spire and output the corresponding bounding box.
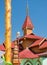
[26,0,29,16]
[22,0,34,35]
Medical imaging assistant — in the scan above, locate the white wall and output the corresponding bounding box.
[43,58,47,65]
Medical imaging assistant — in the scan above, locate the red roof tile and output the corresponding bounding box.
[22,16,34,30]
[0,44,5,51]
[39,41,47,49]
[24,34,43,39]
[19,35,42,40]
[29,39,43,47]
[19,48,38,58]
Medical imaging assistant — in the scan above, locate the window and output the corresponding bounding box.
[36,61,41,65]
[24,60,33,65]
[25,62,32,65]
[27,64,30,65]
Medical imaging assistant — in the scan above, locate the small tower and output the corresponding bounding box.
[13,41,20,65]
[13,32,20,65]
[22,0,34,35]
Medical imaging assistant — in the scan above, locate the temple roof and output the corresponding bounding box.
[29,39,43,47]
[24,34,43,39]
[19,48,38,58]
[18,34,43,41]
[22,16,34,30]
[0,38,47,58]
[39,41,47,49]
[29,37,47,49]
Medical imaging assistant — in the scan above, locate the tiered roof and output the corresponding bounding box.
[0,36,47,58]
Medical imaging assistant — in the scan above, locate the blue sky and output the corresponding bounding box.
[0,0,47,44]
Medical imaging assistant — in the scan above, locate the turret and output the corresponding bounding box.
[22,16,34,35]
[22,0,34,35]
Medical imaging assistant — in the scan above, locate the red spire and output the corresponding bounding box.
[22,16,34,30]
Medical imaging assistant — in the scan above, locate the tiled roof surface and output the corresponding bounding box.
[29,39,43,47]
[19,34,43,42]
[39,41,47,49]
[24,34,43,39]
[19,48,38,58]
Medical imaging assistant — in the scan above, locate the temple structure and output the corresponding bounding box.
[0,0,47,65]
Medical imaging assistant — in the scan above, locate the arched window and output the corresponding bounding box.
[24,60,33,65]
[36,60,42,65]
